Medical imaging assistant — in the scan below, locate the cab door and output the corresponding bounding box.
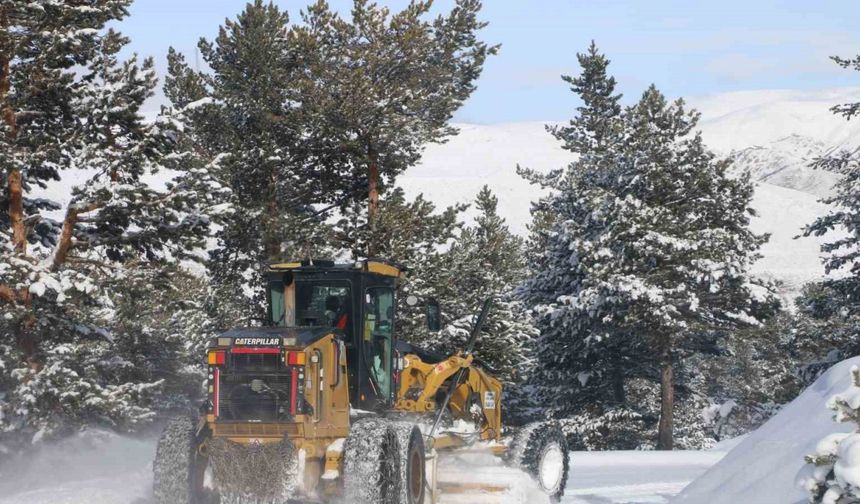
[358,286,396,409]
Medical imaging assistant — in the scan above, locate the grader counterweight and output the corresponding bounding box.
[152,259,569,503]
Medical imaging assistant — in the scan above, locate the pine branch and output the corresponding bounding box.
[50,194,111,271]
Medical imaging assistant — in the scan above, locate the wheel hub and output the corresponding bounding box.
[538,441,565,493]
[409,447,423,500]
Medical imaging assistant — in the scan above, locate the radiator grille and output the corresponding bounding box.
[217,353,294,422]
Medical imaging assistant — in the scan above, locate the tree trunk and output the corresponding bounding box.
[612,361,626,405]
[265,198,281,260]
[265,238,281,261]
[0,9,39,374]
[52,208,79,271]
[264,169,281,261]
[367,149,379,257]
[0,7,14,140]
[657,352,675,450]
[8,168,25,254]
[0,285,17,303]
[1,9,23,254]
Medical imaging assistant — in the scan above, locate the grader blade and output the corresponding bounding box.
[426,445,552,504]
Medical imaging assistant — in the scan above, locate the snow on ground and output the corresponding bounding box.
[0,431,154,504]
[673,356,860,504]
[0,432,727,504]
[729,135,842,199]
[400,121,573,237]
[564,450,725,504]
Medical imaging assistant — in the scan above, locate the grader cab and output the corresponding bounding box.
[153,259,569,504]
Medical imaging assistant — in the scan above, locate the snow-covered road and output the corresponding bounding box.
[565,450,725,503]
[0,433,726,504]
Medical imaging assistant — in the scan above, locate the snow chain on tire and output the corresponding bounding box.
[508,421,570,502]
[343,418,402,504]
[153,416,207,504]
[392,422,426,504]
[207,436,297,504]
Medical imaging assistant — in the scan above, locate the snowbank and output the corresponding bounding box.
[673,357,860,504]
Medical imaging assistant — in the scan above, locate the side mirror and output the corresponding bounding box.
[426,299,441,332]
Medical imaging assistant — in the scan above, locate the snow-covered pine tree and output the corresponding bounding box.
[789,282,860,386]
[163,0,349,317]
[688,310,799,443]
[423,187,539,421]
[1,1,132,300]
[612,86,778,449]
[296,0,497,255]
[107,264,225,415]
[518,42,638,435]
[617,86,777,449]
[521,43,776,450]
[0,9,213,446]
[335,188,464,266]
[802,54,860,319]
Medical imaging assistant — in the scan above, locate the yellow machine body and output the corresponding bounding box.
[198,259,507,500]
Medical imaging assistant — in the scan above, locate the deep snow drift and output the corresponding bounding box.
[673,356,860,504]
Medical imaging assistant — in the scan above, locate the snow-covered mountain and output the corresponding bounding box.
[692,87,860,152]
[728,135,841,198]
[401,88,860,299]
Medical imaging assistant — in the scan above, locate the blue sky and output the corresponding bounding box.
[118,0,860,123]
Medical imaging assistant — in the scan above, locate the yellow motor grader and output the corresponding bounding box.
[153,259,569,503]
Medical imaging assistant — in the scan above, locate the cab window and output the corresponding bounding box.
[364,288,394,398]
[269,282,286,326]
[292,282,351,328]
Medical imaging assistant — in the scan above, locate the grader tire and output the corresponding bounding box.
[153,416,208,504]
[508,421,569,503]
[392,423,426,504]
[343,418,401,504]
